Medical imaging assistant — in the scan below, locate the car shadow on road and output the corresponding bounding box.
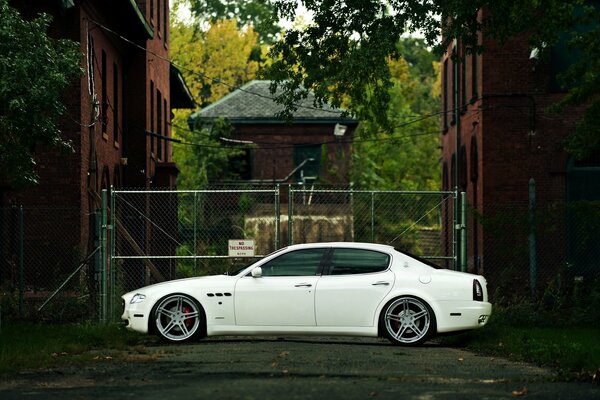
[147,336,445,348]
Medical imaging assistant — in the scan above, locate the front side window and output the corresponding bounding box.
[259,249,327,277]
[328,248,390,275]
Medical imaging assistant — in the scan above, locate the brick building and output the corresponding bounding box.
[189,80,358,186]
[440,9,599,294]
[1,1,194,292]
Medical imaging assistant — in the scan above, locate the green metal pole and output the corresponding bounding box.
[109,187,115,321]
[100,189,108,323]
[371,192,375,243]
[453,189,458,270]
[460,191,467,272]
[193,191,198,274]
[288,185,293,245]
[275,184,280,249]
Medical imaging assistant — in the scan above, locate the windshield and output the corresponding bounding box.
[228,246,289,276]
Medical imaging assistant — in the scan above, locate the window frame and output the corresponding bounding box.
[323,248,391,276]
[254,248,329,277]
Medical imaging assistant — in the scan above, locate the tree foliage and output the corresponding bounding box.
[0,0,81,186]
[170,19,259,107]
[170,18,259,188]
[183,0,280,43]
[352,39,440,191]
[269,0,600,156]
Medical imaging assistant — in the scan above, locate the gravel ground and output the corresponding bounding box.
[1,336,599,399]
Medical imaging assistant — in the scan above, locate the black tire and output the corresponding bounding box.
[380,296,435,346]
[151,293,205,343]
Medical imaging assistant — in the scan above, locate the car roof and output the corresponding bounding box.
[284,242,396,252]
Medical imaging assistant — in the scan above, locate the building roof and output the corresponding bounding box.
[189,80,357,125]
[170,64,196,109]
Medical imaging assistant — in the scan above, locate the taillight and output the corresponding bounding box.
[473,279,484,301]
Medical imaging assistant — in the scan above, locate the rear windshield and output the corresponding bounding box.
[394,248,442,269]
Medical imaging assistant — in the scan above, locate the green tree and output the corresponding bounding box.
[179,0,280,44]
[170,18,259,188]
[352,39,440,191]
[0,0,81,186]
[269,0,600,156]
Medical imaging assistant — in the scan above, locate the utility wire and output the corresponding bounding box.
[86,17,346,116]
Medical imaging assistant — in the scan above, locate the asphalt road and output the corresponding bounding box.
[1,336,599,399]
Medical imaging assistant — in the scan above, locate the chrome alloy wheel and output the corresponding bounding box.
[383,296,432,345]
[154,294,201,342]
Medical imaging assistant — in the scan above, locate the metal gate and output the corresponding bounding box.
[100,186,460,321]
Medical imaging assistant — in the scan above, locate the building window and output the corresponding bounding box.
[470,136,478,183]
[451,152,456,189]
[150,80,155,154]
[163,0,168,41]
[87,34,95,96]
[459,145,468,191]
[293,144,321,183]
[450,47,456,126]
[163,97,168,161]
[157,0,161,36]
[461,46,468,111]
[157,89,162,161]
[442,161,449,191]
[101,50,107,135]
[113,165,121,189]
[113,63,119,144]
[150,0,154,23]
[471,51,478,102]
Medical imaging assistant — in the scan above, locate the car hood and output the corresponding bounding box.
[123,275,234,297]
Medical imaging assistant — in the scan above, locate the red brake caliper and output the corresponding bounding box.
[183,306,193,329]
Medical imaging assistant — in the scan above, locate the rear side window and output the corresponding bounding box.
[328,248,390,275]
[260,248,327,276]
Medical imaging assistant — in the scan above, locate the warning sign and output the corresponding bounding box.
[228,239,255,257]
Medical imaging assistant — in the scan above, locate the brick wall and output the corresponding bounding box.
[440,11,588,291]
[234,123,356,184]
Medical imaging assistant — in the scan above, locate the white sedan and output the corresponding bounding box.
[122,242,492,346]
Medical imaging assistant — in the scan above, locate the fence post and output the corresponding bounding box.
[529,178,537,302]
[453,189,459,270]
[18,206,24,318]
[109,186,115,321]
[193,191,198,274]
[370,192,375,243]
[275,185,280,249]
[460,192,467,272]
[287,185,293,245]
[100,189,108,323]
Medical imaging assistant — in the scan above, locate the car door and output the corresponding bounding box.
[234,248,327,326]
[315,247,395,327]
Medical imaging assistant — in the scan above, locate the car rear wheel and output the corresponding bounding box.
[152,294,204,343]
[381,296,434,346]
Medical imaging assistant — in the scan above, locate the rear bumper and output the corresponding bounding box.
[436,301,492,333]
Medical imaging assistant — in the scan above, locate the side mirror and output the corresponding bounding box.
[251,267,262,278]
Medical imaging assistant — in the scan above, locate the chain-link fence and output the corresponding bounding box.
[105,186,456,321]
[473,199,600,302]
[0,207,99,321]
[5,184,597,322]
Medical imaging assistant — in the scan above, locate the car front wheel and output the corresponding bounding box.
[381,296,434,346]
[152,294,204,343]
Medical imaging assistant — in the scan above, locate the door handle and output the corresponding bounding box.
[294,283,313,287]
[372,281,390,286]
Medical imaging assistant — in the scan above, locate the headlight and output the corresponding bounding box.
[130,293,146,304]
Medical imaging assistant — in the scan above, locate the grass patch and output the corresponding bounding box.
[441,313,600,381]
[0,322,150,374]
